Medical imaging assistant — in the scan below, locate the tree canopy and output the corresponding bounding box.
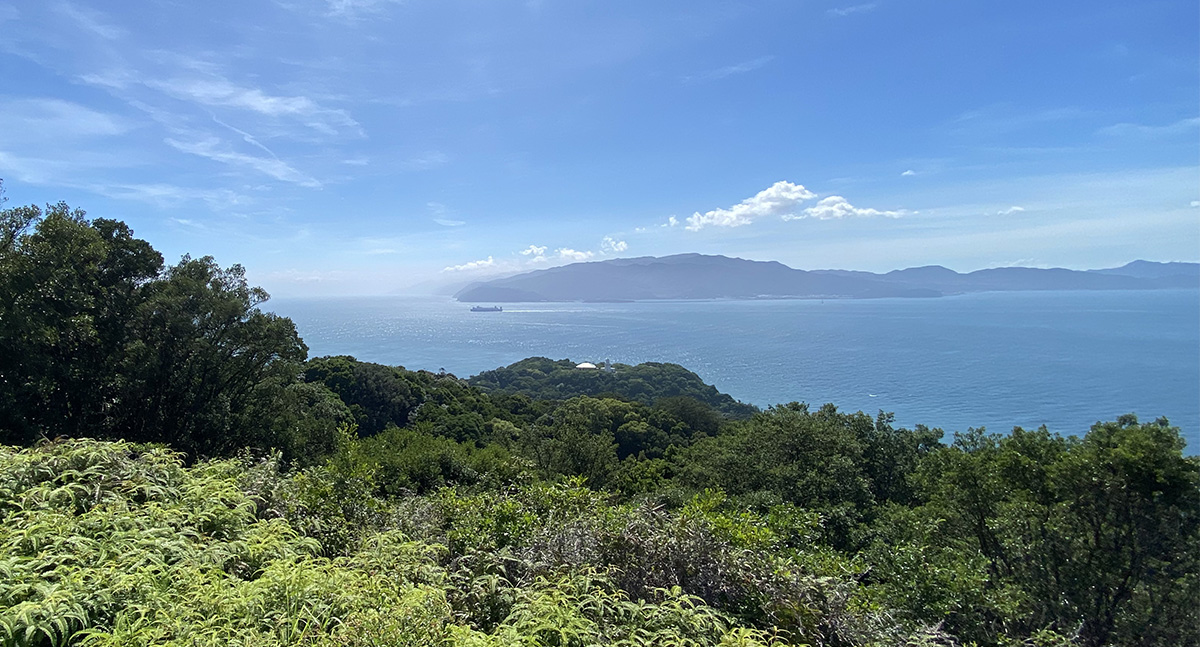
[0,199,317,459]
[469,356,758,418]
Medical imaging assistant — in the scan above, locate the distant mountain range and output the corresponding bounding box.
[454,254,1200,302]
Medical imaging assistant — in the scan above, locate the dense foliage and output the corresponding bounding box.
[1,194,1197,647]
[469,357,759,418]
[0,198,337,460]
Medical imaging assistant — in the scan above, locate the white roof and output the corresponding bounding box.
[575,362,598,369]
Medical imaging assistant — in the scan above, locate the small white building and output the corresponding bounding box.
[575,362,598,370]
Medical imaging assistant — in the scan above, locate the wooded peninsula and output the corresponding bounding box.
[2,197,1197,647]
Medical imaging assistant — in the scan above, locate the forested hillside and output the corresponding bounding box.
[468,357,758,418]
[2,195,1198,647]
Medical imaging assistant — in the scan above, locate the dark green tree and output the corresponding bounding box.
[117,255,308,456]
[304,356,418,435]
[0,202,162,443]
[0,195,313,458]
[518,397,622,486]
[676,402,878,546]
[904,418,1200,646]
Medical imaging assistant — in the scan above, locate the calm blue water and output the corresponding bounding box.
[270,290,1200,448]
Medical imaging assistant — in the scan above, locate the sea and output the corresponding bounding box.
[270,289,1200,449]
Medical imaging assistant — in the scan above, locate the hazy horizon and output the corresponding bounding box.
[392,254,1200,300]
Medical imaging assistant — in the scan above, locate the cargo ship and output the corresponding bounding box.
[469,305,502,312]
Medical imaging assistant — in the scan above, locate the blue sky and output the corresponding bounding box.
[1,0,1196,296]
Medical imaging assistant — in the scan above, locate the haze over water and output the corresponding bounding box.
[273,289,1199,448]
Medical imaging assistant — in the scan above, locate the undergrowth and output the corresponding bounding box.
[1,439,940,647]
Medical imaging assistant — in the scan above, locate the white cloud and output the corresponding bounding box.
[556,248,594,262]
[520,244,548,256]
[443,256,496,272]
[1190,201,1199,208]
[601,236,628,253]
[827,3,877,17]
[901,169,916,177]
[997,206,1026,215]
[165,136,322,187]
[785,195,904,220]
[685,181,816,231]
[663,215,679,227]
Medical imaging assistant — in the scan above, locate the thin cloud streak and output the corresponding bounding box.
[1097,117,1200,139]
[165,136,322,187]
[827,3,877,17]
[149,76,360,136]
[683,55,774,83]
[55,2,127,40]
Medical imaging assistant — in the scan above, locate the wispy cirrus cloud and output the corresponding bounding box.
[148,76,360,136]
[683,55,774,83]
[307,0,403,19]
[428,201,466,226]
[400,151,450,171]
[0,150,139,185]
[685,181,816,231]
[1097,117,1200,139]
[55,1,127,40]
[0,97,131,139]
[165,136,322,187]
[0,98,144,186]
[948,105,1087,140]
[827,3,877,17]
[92,183,251,209]
[263,268,350,284]
[63,46,364,190]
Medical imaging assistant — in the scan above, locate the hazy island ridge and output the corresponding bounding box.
[454,254,1200,302]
